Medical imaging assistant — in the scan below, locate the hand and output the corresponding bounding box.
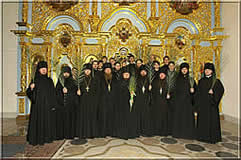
[77,89,81,96]
[63,87,68,94]
[209,89,214,94]
[167,93,170,99]
[190,88,194,93]
[130,91,136,96]
[149,85,152,91]
[51,108,56,111]
[30,83,35,90]
[130,99,133,104]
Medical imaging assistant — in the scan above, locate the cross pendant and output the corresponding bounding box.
[86,86,89,92]
[142,86,145,93]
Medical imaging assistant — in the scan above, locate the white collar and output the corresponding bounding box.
[206,75,212,78]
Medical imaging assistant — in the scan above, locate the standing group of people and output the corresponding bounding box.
[26,54,224,146]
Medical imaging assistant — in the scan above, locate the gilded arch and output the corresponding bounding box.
[98,8,151,32]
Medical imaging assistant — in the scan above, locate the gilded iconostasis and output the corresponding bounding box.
[11,0,228,118]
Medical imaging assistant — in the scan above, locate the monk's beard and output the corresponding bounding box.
[104,73,112,81]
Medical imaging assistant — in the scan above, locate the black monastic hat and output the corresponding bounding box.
[103,62,112,70]
[204,62,216,73]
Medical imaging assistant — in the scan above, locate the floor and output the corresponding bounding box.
[1,118,240,159]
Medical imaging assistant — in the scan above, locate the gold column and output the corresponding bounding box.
[19,37,27,92]
[151,1,156,18]
[148,1,159,33]
[102,43,107,57]
[18,98,25,114]
[141,39,149,63]
[78,42,82,58]
[165,39,172,57]
[213,0,224,34]
[89,1,100,32]
[214,46,221,79]
[140,42,145,60]
[214,0,221,28]
[46,42,52,77]
[22,1,28,24]
[92,1,98,16]
[192,43,200,81]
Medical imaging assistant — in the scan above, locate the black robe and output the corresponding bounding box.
[26,75,56,145]
[132,76,151,136]
[55,77,77,139]
[196,77,224,143]
[150,78,169,136]
[172,74,196,139]
[92,69,102,80]
[93,70,103,93]
[160,64,169,73]
[135,67,141,77]
[152,69,160,81]
[166,70,178,135]
[76,76,98,138]
[97,74,120,137]
[116,79,131,139]
[113,70,121,81]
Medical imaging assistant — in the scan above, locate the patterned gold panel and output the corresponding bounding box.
[18,98,25,114]
[82,45,102,60]
[159,0,211,33]
[108,18,140,58]
[52,24,75,57]
[32,0,88,32]
[169,26,192,63]
[101,0,147,20]
[148,46,165,62]
[101,1,117,19]
[129,0,147,20]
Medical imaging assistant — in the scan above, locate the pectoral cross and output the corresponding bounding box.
[142,86,145,93]
[108,84,111,92]
[160,88,162,95]
[86,86,90,92]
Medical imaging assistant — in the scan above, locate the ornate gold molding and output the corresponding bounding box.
[18,98,25,114]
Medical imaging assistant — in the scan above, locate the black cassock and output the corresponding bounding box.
[113,70,121,81]
[55,77,77,139]
[166,70,178,135]
[150,78,169,136]
[172,75,196,139]
[97,75,120,137]
[93,69,102,80]
[152,69,160,81]
[116,79,131,139]
[135,67,140,77]
[196,77,224,143]
[160,64,169,73]
[132,76,151,136]
[26,75,56,145]
[76,76,98,138]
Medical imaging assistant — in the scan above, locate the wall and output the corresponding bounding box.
[2,2,18,118]
[222,2,240,123]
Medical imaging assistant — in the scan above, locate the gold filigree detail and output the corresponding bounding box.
[19,98,25,114]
